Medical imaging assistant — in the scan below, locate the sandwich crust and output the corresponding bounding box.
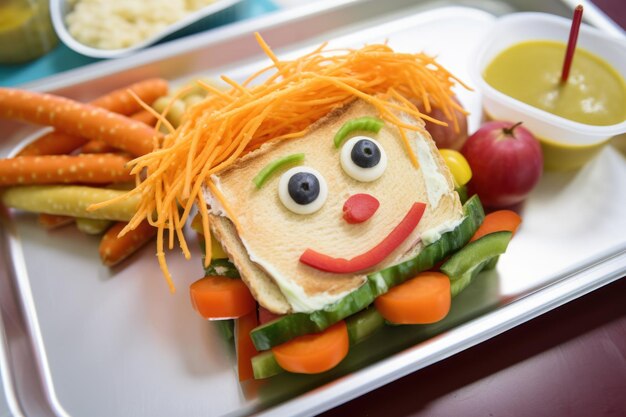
[207,100,462,313]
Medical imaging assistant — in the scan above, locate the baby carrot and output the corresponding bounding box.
[80,110,158,154]
[17,130,88,157]
[17,82,165,157]
[99,220,157,266]
[0,88,159,157]
[129,109,158,126]
[90,78,169,116]
[0,154,133,186]
[80,140,116,154]
[38,213,73,229]
[1,185,138,220]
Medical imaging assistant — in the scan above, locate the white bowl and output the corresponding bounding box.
[50,0,243,58]
[470,12,626,169]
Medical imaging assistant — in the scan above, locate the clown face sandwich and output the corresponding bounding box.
[112,35,515,379]
[206,99,463,315]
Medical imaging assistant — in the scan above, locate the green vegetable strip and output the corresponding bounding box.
[252,153,305,189]
[1,185,139,221]
[440,231,512,281]
[333,116,384,148]
[75,218,112,235]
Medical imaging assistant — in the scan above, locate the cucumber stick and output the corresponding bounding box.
[250,195,485,350]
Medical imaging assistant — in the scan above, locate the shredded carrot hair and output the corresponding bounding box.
[89,33,469,292]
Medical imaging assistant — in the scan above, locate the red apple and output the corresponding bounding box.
[461,121,543,208]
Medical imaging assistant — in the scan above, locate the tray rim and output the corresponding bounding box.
[1,1,625,417]
[0,308,25,417]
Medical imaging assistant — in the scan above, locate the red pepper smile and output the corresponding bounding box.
[299,202,426,274]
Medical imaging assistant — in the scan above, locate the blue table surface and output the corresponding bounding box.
[0,0,279,87]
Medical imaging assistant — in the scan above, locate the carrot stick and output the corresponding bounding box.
[99,220,157,266]
[1,185,138,220]
[0,88,159,157]
[0,154,133,186]
[469,210,522,242]
[374,271,451,324]
[236,312,259,381]
[38,213,73,229]
[90,78,169,116]
[17,130,89,157]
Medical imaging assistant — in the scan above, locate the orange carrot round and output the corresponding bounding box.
[0,88,159,156]
[0,154,133,186]
[99,220,157,266]
[374,271,451,324]
[272,321,349,374]
[470,210,522,242]
[236,312,259,381]
[189,276,256,320]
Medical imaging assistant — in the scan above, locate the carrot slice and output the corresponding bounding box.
[236,312,259,381]
[272,321,349,374]
[190,276,256,320]
[469,210,522,243]
[374,271,451,324]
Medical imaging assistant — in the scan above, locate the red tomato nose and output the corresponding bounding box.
[343,194,380,224]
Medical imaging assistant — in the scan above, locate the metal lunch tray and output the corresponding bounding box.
[0,0,625,416]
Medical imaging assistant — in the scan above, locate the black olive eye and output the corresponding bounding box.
[351,139,381,168]
[278,167,328,214]
[340,136,387,182]
[288,172,320,204]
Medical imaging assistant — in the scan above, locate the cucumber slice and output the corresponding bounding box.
[440,231,512,281]
[252,350,283,379]
[346,307,385,345]
[214,319,234,341]
[250,195,485,350]
[252,306,386,379]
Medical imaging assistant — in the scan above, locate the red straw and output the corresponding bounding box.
[561,5,584,84]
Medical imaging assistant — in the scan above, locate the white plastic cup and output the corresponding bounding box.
[471,12,626,170]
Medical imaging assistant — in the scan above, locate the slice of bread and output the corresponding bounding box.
[207,99,463,314]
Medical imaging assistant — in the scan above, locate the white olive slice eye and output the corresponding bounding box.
[340,136,387,182]
[278,166,328,214]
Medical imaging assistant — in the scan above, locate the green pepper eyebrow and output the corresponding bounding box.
[333,116,385,148]
[252,153,305,189]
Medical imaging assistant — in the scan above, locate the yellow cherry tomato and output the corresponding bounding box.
[439,149,472,187]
